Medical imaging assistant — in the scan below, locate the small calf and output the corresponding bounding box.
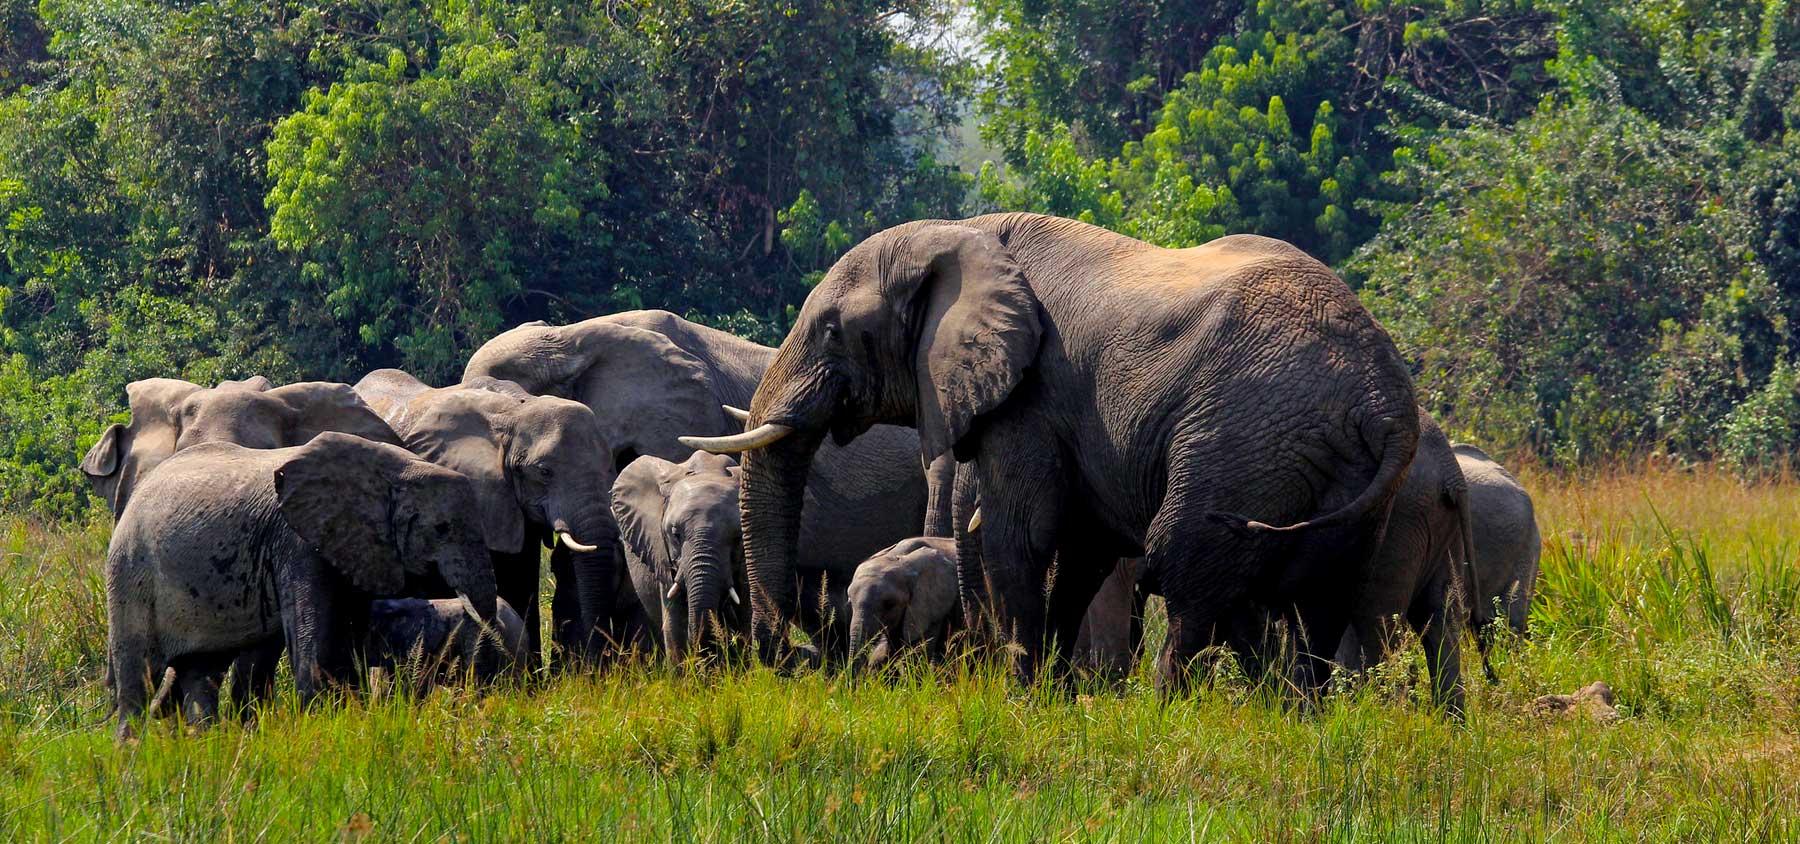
[366,597,529,687]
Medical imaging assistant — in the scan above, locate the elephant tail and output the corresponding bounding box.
[1209,414,1417,535]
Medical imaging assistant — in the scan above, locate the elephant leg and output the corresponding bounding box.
[549,545,583,662]
[227,638,282,720]
[175,652,231,729]
[1412,581,1466,715]
[1045,547,1116,680]
[495,549,542,673]
[1145,451,1265,694]
[795,570,851,663]
[971,447,1064,685]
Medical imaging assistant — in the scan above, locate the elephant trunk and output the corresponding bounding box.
[686,551,727,656]
[848,604,883,673]
[551,500,621,659]
[738,434,822,664]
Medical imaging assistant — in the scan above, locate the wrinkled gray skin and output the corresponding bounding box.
[366,597,529,685]
[81,377,401,517]
[82,377,402,709]
[612,452,749,663]
[106,434,498,739]
[1454,443,1541,678]
[354,369,622,666]
[705,214,1419,690]
[847,537,960,670]
[1334,413,1473,713]
[464,310,927,659]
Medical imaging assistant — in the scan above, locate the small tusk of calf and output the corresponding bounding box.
[967,507,983,532]
[666,582,681,601]
[728,586,742,605]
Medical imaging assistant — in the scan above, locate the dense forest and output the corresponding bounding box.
[0,0,1796,516]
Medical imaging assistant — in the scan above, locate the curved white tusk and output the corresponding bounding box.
[557,530,599,553]
[722,404,751,424]
[728,586,742,605]
[679,422,793,454]
[666,582,681,601]
[967,507,983,532]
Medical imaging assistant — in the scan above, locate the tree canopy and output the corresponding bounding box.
[0,0,1797,516]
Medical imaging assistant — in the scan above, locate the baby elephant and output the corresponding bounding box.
[847,537,959,669]
[1453,443,1541,678]
[366,597,530,687]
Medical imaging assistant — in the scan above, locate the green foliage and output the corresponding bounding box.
[1357,0,1800,464]
[0,0,968,517]
[1720,358,1800,477]
[974,0,1557,263]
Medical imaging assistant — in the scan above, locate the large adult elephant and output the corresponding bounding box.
[353,370,622,665]
[462,310,928,658]
[685,214,1420,687]
[81,377,399,517]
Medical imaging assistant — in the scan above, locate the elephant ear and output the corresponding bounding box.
[270,381,404,447]
[274,433,410,595]
[900,541,959,644]
[891,225,1043,462]
[80,424,126,479]
[402,390,527,554]
[611,454,682,585]
[82,379,204,507]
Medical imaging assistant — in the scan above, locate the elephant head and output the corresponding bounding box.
[847,537,959,670]
[462,315,734,469]
[394,386,622,644]
[682,222,1042,656]
[611,452,747,662]
[272,433,499,625]
[82,378,400,517]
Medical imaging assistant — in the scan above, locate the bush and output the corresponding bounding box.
[1720,359,1800,478]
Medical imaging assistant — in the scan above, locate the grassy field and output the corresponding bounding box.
[4,467,1800,841]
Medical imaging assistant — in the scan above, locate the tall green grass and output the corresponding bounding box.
[3,466,1800,841]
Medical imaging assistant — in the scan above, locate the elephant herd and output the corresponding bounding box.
[95,213,1542,738]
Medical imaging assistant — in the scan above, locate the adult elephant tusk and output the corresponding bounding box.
[679,423,793,454]
[666,581,681,601]
[728,586,742,605]
[722,404,751,424]
[967,507,983,532]
[557,530,600,553]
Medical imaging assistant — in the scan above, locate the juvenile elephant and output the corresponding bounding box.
[82,377,400,516]
[846,537,960,670]
[1334,413,1473,712]
[1454,443,1541,677]
[463,310,927,657]
[366,597,530,686]
[106,433,497,738]
[687,214,1419,690]
[611,452,748,662]
[353,369,622,664]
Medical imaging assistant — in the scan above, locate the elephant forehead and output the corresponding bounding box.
[664,481,738,523]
